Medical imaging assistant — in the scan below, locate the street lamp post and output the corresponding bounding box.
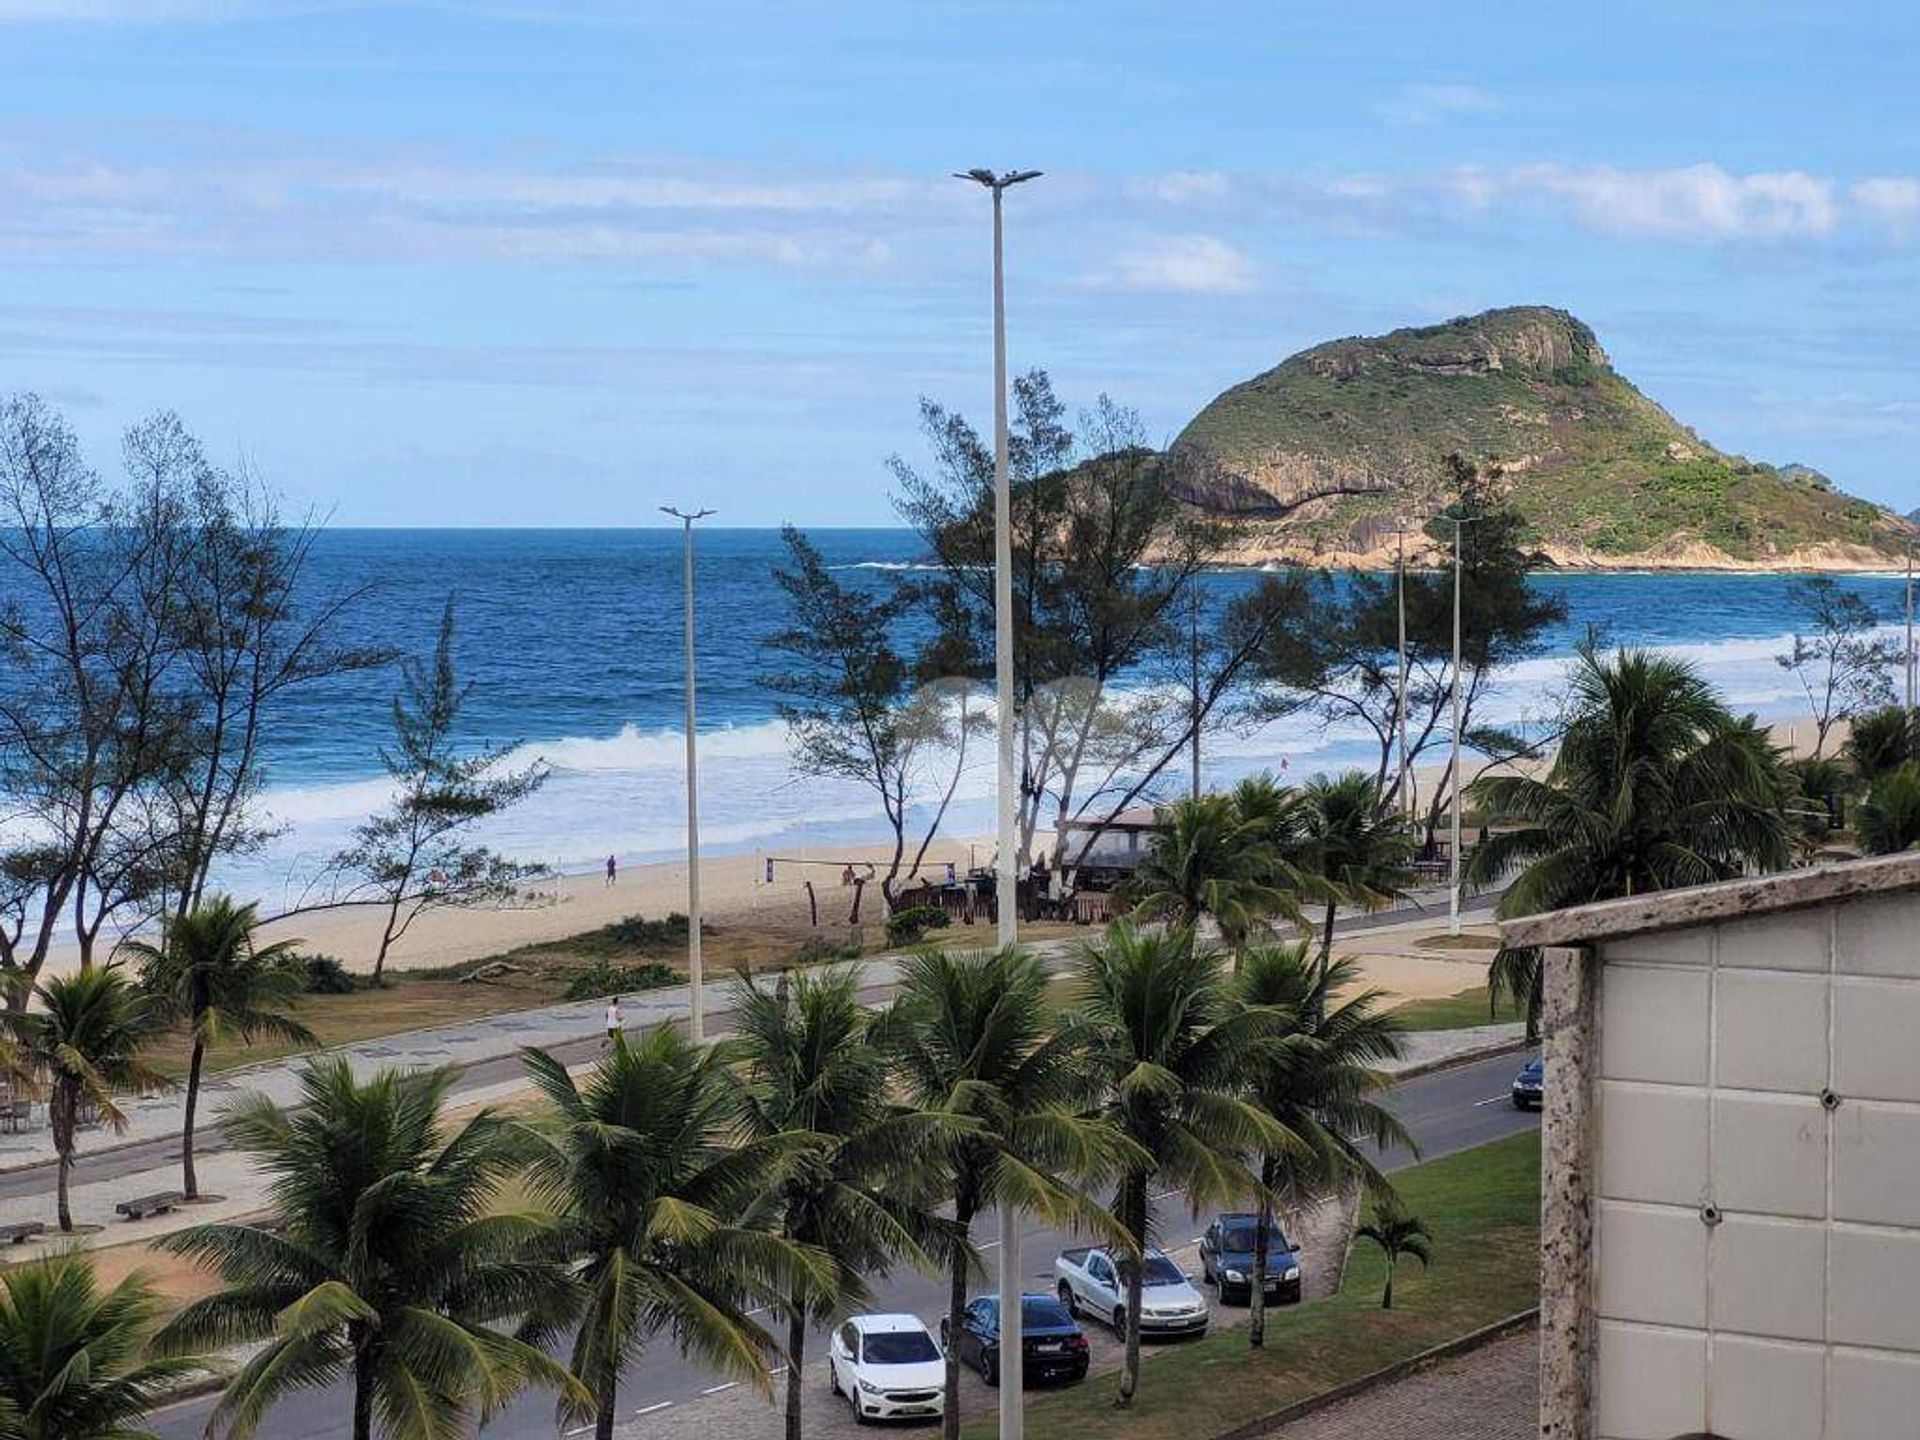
[1394,527,1412,819]
[957,163,1040,1440]
[1447,516,1472,937]
[661,505,714,1040]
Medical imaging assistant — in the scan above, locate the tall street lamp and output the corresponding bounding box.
[661,505,714,1039]
[956,163,1040,1440]
[1446,514,1475,937]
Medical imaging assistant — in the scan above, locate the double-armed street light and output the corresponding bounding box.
[955,163,1040,1440]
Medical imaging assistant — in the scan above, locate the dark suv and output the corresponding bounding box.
[940,1293,1089,1388]
[1197,1214,1302,1306]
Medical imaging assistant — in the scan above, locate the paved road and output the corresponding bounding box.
[0,890,1500,1206]
[148,1047,1538,1440]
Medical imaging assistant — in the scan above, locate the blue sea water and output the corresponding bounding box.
[221,528,1913,902]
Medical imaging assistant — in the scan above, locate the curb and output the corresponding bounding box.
[1215,1307,1540,1440]
[1389,1033,1535,1083]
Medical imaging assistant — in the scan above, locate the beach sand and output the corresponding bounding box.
[240,837,990,976]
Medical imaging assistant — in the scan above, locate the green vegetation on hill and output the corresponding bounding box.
[1173,306,1911,565]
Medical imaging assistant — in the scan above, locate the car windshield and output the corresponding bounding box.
[1221,1224,1288,1252]
[863,1331,939,1365]
[1021,1298,1073,1327]
[1121,1255,1187,1287]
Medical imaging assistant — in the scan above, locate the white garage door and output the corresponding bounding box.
[1591,892,1920,1440]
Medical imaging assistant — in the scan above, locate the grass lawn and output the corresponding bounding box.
[1390,984,1527,1032]
[141,914,1093,1081]
[964,1130,1540,1440]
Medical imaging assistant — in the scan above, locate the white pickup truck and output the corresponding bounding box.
[1053,1246,1210,1338]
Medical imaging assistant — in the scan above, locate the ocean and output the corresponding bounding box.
[212,528,1910,906]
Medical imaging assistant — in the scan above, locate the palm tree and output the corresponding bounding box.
[0,965,166,1233]
[1859,761,1920,855]
[521,1026,834,1440]
[1296,772,1416,982]
[1847,704,1920,783]
[1124,792,1295,957]
[879,946,1134,1440]
[1355,1196,1432,1309]
[121,896,315,1201]
[0,1251,207,1440]
[154,1057,582,1440]
[1468,646,1794,1035]
[1234,944,1411,1348]
[1073,923,1287,1406]
[733,967,958,1440]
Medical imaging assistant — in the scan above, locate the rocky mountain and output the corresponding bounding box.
[1169,306,1915,571]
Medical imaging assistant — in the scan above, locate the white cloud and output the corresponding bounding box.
[1505,162,1839,240]
[1125,171,1231,205]
[1854,176,1920,232]
[1093,235,1256,296]
[1377,83,1502,126]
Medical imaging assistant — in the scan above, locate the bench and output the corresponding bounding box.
[0,1221,43,1245]
[115,1190,185,1222]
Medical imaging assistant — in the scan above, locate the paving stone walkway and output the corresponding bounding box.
[1264,1328,1538,1439]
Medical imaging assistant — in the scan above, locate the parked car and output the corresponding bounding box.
[1197,1213,1302,1306]
[1053,1246,1209,1338]
[1511,1055,1544,1110]
[940,1292,1090,1387]
[826,1313,946,1424]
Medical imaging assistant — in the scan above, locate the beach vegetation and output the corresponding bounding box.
[883,903,950,946]
[1123,789,1300,959]
[1248,455,1566,836]
[1468,644,1797,1034]
[1774,576,1901,757]
[121,895,315,1201]
[889,374,1305,878]
[1857,761,1920,856]
[559,959,676,1001]
[324,597,550,983]
[764,527,988,911]
[0,396,384,1000]
[1292,772,1417,981]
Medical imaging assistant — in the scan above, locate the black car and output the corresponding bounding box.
[940,1293,1089,1388]
[1197,1214,1302,1306]
[1511,1055,1544,1110]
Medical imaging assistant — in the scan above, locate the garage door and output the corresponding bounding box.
[1590,892,1920,1440]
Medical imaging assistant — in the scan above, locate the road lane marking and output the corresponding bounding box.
[702,1382,739,1395]
[1472,1094,1513,1107]
[635,1401,674,1415]
[768,1366,790,1378]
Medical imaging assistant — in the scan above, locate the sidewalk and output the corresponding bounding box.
[0,907,1520,1251]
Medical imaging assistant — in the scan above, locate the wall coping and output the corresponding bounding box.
[1498,852,1920,950]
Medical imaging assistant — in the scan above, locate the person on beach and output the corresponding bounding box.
[605,854,617,886]
[604,995,623,1043]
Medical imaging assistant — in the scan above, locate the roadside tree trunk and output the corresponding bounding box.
[1249,1156,1276,1348]
[1116,1176,1146,1408]
[182,1034,206,1200]
[53,1086,74,1233]
[594,1360,619,1440]
[1381,1259,1396,1310]
[940,1195,976,1440]
[785,1299,806,1440]
[350,1331,375,1440]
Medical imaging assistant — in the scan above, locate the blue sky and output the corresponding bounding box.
[3,1,1919,525]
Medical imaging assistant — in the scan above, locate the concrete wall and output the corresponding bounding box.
[1557,890,1920,1440]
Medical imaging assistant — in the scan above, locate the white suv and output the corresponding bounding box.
[827,1313,946,1423]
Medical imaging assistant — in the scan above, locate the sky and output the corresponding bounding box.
[3,1,1919,526]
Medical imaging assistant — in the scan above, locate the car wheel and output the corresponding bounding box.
[1057,1281,1078,1318]
[1512,1094,1527,1110]
[828,1362,840,1396]
[1199,1255,1213,1285]
[981,1351,999,1388]
[1112,1306,1128,1336]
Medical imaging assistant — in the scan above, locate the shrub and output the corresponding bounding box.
[562,960,677,1002]
[884,905,950,947]
[276,952,358,995]
[789,936,863,966]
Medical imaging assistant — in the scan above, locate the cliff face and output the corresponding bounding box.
[1170,306,1916,570]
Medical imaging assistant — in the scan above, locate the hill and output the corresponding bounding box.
[1169,306,1915,570]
